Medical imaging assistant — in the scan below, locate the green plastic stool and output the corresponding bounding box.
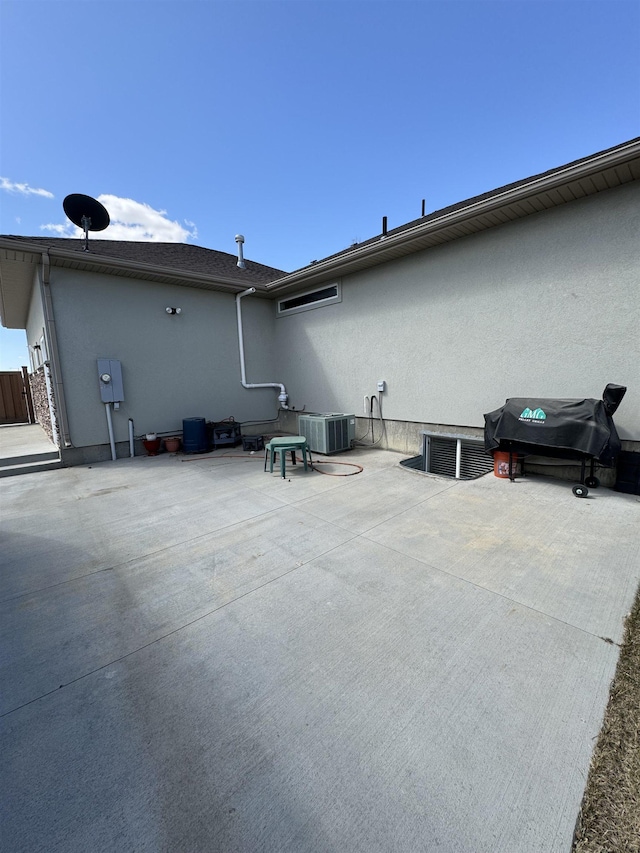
[264,436,311,478]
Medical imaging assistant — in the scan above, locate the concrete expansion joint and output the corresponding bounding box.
[358,534,625,646]
[1,533,359,720]
[3,503,310,603]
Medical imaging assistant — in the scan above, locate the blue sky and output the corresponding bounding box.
[1,0,638,369]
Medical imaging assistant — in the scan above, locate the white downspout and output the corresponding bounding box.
[235,287,288,408]
[128,418,135,458]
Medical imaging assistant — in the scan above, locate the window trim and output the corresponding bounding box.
[276,282,341,317]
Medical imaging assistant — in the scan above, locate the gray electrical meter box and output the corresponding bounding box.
[97,358,124,403]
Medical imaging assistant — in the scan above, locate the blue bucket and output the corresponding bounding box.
[182,418,207,453]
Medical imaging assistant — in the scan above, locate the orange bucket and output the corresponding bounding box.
[493,451,519,479]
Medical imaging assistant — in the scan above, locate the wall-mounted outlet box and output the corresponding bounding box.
[377,380,386,393]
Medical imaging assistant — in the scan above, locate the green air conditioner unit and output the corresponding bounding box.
[298,413,356,454]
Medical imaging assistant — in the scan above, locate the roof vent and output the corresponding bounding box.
[235,234,246,269]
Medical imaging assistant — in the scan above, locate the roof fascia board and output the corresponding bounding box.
[266,139,640,293]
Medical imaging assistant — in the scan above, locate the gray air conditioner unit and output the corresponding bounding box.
[298,413,356,454]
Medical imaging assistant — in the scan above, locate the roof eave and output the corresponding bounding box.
[0,239,271,327]
[266,138,640,294]
[44,248,271,294]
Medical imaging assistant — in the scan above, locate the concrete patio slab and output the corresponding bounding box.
[1,506,355,713]
[1,448,638,852]
[0,423,56,461]
[0,423,61,477]
[296,465,458,533]
[365,475,640,641]
[0,458,288,598]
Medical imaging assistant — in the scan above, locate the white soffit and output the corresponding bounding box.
[0,248,38,329]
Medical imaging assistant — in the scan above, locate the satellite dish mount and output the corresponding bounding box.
[63,194,110,251]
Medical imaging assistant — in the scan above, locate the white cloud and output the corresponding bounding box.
[40,194,198,243]
[41,223,70,235]
[1,177,54,198]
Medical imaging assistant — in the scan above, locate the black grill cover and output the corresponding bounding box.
[484,384,626,465]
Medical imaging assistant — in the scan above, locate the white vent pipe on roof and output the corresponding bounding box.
[235,286,288,409]
[235,234,246,269]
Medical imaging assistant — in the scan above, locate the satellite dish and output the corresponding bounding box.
[63,194,110,251]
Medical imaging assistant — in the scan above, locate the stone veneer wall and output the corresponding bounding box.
[29,366,58,446]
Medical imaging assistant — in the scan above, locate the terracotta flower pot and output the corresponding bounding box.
[164,437,181,453]
[142,438,162,456]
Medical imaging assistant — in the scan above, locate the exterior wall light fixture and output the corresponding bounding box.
[165,307,182,315]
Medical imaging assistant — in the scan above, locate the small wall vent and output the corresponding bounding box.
[422,432,493,480]
[298,413,356,454]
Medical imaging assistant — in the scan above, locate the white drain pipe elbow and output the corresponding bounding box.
[235,287,289,408]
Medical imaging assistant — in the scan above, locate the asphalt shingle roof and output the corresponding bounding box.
[4,137,638,285]
[296,136,640,271]
[2,237,287,284]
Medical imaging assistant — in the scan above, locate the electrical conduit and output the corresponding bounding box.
[105,403,116,461]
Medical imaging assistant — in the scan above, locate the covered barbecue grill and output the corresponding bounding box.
[484,384,627,496]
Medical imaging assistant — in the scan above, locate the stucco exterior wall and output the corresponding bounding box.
[274,182,640,441]
[49,270,276,449]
